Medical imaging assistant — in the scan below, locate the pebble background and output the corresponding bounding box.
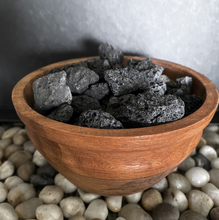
[0,123,219,220]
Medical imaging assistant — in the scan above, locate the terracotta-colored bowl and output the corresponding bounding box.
[12,56,219,196]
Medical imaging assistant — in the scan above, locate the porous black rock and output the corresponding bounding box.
[176,76,193,95]
[160,74,177,88]
[66,66,99,94]
[181,94,203,116]
[72,95,101,114]
[46,103,73,123]
[146,77,167,96]
[127,58,164,79]
[37,163,58,178]
[77,109,123,129]
[191,153,211,171]
[104,67,150,96]
[32,71,72,112]
[84,82,110,100]
[30,174,54,187]
[98,43,124,67]
[107,92,185,127]
[47,67,61,75]
[86,58,112,81]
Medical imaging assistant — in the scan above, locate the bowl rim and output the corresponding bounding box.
[12,56,219,138]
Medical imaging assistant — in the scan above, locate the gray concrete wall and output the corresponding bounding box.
[0,0,218,112]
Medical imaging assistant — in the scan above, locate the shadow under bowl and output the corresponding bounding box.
[12,56,219,196]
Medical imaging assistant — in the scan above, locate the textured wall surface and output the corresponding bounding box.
[0,0,219,112]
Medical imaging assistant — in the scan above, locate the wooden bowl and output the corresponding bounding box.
[12,56,219,196]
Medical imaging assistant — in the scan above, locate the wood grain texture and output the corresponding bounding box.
[12,56,219,195]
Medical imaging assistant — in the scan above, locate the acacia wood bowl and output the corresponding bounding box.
[12,56,219,196]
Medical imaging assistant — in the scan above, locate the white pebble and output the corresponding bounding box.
[0,138,12,149]
[141,189,162,212]
[0,182,8,203]
[202,132,219,148]
[7,182,36,207]
[202,183,219,207]
[211,158,219,169]
[84,199,108,220]
[77,188,101,203]
[151,177,168,192]
[199,145,217,161]
[197,137,207,149]
[68,216,86,220]
[188,189,213,217]
[32,150,48,167]
[105,196,123,212]
[0,149,4,161]
[190,148,196,156]
[4,144,23,158]
[0,203,18,220]
[163,188,188,213]
[204,125,219,133]
[0,126,5,138]
[167,173,191,193]
[39,185,64,204]
[185,167,210,187]
[2,127,21,139]
[60,197,85,218]
[23,141,36,153]
[124,191,143,203]
[54,173,77,193]
[4,176,23,190]
[36,204,63,220]
[12,129,28,145]
[178,156,196,172]
[209,168,219,188]
[8,150,32,168]
[15,197,43,219]
[116,218,126,220]
[0,160,15,180]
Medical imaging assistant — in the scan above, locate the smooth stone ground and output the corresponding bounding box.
[54,173,77,193]
[152,203,180,220]
[68,215,86,220]
[0,138,12,149]
[141,189,162,212]
[178,156,196,172]
[185,167,210,187]
[204,125,219,133]
[197,137,207,149]
[36,204,64,220]
[191,153,211,170]
[0,182,8,203]
[32,150,48,167]
[210,207,219,220]
[119,203,152,220]
[211,158,219,169]
[17,161,35,181]
[15,197,43,219]
[4,176,23,190]
[167,173,191,193]
[0,203,18,220]
[60,197,85,218]
[12,129,28,145]
[2,127,21,139]
[151,177,168,192]
[0,148,3,160]
[179,210,207,220]
[124,191,143,203]
[77,188,101,203]
[163,188,188,213]
[84,199,108,220]
[7,182,36,207]
[0,160,14,180]
[8,150,32,168]
[199,145,217,161]
[188,190,213,217]
[39,185,64,204]
[30,174,54,187]
[105,196,122,212]
[23,141,36,154]
[4,144,23,158]
[202,132,219,148]
[209,168,219,188]
[201,183,219,207]
[37,163,57,177]
[0,126,5,138]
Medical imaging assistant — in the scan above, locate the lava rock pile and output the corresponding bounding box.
[32,43,203,129]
